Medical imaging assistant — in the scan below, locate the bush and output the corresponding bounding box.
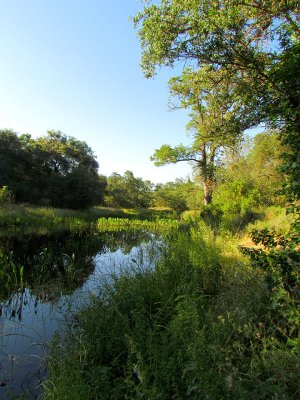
[0,186,14,206]
[200,203,223,230]
[240,205,300,346]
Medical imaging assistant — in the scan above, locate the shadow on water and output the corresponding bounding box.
[0,226,157,399]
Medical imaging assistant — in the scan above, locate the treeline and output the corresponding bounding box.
[0,129,284,213]
[0,129,105,209]
[104,130,284,214]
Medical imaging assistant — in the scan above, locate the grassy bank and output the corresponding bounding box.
[44,219,299,400]
[97,217,179,232]
[0,205,177,234]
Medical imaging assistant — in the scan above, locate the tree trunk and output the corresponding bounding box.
[203,179,213,205]
[200,143,215,205]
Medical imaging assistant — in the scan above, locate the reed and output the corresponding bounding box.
[44,221,299,400]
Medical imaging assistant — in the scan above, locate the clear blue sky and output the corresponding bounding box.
[0,1,261,184]
[0,0,194,183]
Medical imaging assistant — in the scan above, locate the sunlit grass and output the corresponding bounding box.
[245,205,291,233]
[97,217,179,232]
[44,221,299,400]
[181,209,201,220]
[0,205,178,234]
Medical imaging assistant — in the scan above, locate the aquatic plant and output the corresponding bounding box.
[96,217,179,233]
[44,223,299,400]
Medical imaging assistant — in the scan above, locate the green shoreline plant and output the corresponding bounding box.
[0,205,178,234]
[44,221,299,400]
[97,217,179,232]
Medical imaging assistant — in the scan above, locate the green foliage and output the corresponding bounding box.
[0,205,124,234]
[134,0,300,201]
[197,131,288,232]
[134,0,299,76]
[238,164,300,364]
[152,130,285,219]
[246,206,291,235]
[247,131,287,204]
[0,186,14,206]
[44,224,300,399]
[152,178,202,212]
[200,203,224,230]
[0,129,104,209]
[0,205,181,237]
[151,143,196,166]
[213,132,285,208]
[97,217,179,234]
[151,68,244,205]
[240,210,300,346]
[105,171,153,209]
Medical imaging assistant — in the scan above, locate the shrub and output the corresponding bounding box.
[0,186,14,206]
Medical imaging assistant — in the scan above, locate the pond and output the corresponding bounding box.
[0,227,161,399]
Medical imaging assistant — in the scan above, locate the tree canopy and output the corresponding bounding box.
[134,0,300,200]
[0,130,104,209]
[151,68,243,204]
[105,171,153,209]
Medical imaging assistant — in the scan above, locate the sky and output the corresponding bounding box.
[0,1,263,184]
[0,0,196,183]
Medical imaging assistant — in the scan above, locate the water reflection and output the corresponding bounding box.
[0,227,158,399]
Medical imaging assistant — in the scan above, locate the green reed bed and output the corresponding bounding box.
[0,205,178,235]
[0,206,127,237]
[43,221,300,400]
[97,217,179,233]
[0,205,94,232]
[0,249,25,301]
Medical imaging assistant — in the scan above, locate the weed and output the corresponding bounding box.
[44,222,299,399]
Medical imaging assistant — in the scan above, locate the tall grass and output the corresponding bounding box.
[245,205,291,234]
[97,217,179,232]
[43,221,299,399]
[0,205,178,235]
[0,205,97,234]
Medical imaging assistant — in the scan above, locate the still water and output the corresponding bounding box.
[0,228,160,399]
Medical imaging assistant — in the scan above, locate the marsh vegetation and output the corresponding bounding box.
[1,1,299,398]
[0,220,171,399]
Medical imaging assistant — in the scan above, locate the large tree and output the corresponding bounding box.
[34,131,102,208]
[151,69,243,205]
[134,0,300,199]
[0,130,36,201]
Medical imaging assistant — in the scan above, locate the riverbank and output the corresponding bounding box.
[0,205,177,234]
[1,204,298,399]
[0,227,163,399]
[43,214,299,400]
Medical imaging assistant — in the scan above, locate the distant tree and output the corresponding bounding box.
[0,129,29,200]
[35,130,102,208]
[153,178,202,211]
[105,171,153,208]
[0,129,104,209]
[247,130,286,203]
[214,131,286,210]
[98,175,108,205]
